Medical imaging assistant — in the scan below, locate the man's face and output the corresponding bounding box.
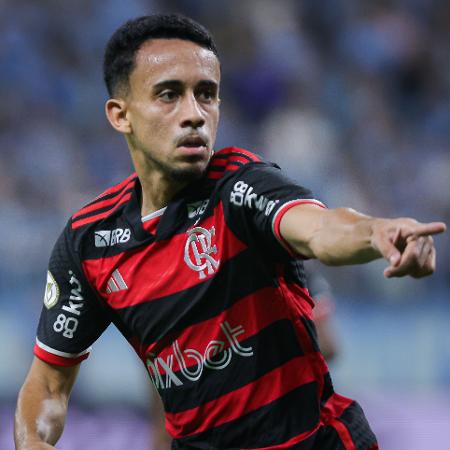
[124,38,220,182]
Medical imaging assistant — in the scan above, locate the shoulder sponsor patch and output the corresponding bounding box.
[44,270,60,309]
[230,180,279,216]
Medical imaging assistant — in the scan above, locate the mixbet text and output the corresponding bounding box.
[146,321,254,389]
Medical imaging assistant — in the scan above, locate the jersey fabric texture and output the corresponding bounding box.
[34,147,378,450]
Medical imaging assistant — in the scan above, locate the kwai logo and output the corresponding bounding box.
[52,271,85,339]
[146,321,254,390]
[230,180,279,216]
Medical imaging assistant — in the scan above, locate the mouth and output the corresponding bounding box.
[177,135,208,154]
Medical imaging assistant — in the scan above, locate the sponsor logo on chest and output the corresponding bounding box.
[95,228,131,247]
[106,269,128,294]
[146,321,253,390]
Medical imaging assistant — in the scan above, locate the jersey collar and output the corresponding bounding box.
[122,176,212,242]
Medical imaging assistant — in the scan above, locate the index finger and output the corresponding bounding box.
[411,222,447,238]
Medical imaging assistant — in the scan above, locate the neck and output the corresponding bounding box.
[128,148,188,217]
[139,170,186,217]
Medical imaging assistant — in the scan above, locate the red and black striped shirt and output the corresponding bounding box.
[35,147,377,449]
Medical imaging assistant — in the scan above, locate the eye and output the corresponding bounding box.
[197,89,216,103]
[158,90,178,102]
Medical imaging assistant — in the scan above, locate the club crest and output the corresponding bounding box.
[184,226,220,279]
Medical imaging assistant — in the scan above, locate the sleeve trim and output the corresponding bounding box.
[34,338,91,366]
[272,199,326,257]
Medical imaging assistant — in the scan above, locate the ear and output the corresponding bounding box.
[105,98,131,134]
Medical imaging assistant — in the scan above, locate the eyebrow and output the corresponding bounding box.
[196,80,218,90]
[152,79,218,92]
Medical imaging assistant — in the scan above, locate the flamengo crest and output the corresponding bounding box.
[184,226,220,279]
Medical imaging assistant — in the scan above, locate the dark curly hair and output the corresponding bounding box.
[103,14,218,97]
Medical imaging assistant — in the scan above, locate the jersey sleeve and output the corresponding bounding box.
[34,224,111,366]
[221,162,326,258]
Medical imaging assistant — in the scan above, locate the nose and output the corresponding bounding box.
[180,93,205,129]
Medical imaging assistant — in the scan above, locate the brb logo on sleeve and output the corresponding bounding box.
[184,226,220,279]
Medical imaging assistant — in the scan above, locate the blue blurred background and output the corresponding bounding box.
[1,0,449,449]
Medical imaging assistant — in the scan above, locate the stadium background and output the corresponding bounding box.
[1,0,449,448]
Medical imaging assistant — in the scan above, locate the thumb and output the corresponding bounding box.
[387,249,401,267]
[374,226,402,267]
[382,245,401,278]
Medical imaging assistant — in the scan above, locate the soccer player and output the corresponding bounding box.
[14,14,445,450]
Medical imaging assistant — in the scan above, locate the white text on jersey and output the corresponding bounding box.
[52,271,85,339]
[230,180,279,216]
[95,228,131,247]
[146,321,253,390]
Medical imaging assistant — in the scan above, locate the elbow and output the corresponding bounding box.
[307,238,343,266]
[313,250,337,266]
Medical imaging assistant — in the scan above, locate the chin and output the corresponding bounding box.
[167,163,207,184]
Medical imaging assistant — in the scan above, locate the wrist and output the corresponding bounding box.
[350,216,381,262]
[18,440,56,450]
[367,218,387,257]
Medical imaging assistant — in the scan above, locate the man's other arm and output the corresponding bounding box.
[279,205,446,278]
[14,357,80,450]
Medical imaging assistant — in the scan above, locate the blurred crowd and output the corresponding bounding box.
[0,0,449,313]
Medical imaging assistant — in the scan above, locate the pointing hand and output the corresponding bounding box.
[371,219,446,278]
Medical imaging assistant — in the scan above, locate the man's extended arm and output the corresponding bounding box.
[279,205,446,278]
[14,357,80,450]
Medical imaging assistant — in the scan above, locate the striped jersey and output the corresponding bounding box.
[35,147,377,449]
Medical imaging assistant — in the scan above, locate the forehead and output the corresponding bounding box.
[131,38,220,88]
